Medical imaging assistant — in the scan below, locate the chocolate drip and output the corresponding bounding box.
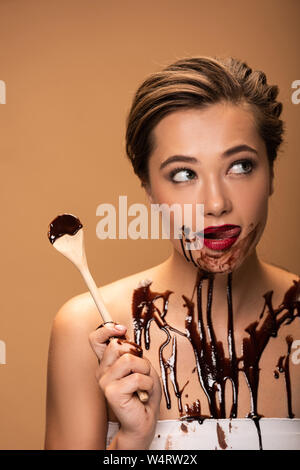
[132,281,185,408]
[184,271,240,419]
[241,282,300,424]
[132,281,173,349]
[274,336,295,418]
[180,226,199,267]
[180,237,190,263]
[131,270,300,450]
[182,399,207,423]
[226,273,239,418]
[157,330,185,411]
[159,326,172,409]
[167,336,183,412]
[48,213,82,244]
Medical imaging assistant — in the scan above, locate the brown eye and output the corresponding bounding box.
[170,168,197,183]
[228,159,255,175]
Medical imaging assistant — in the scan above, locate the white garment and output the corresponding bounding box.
[106,418,300,450]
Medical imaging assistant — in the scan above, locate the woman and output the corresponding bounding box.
[44,56,300,450]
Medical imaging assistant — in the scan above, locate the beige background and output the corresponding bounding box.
[0,0,299,449]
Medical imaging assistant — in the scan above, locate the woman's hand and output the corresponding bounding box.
[89,323,162,449]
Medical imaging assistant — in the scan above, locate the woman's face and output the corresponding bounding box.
[145,102,273,273]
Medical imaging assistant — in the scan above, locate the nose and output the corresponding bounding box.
[202,175,232,218]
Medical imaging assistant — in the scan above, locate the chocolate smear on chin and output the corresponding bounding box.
[195,224,259,273]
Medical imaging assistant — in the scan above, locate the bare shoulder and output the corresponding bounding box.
[261,261,299,295]
[257,262,300,417]
[53,262,163,334]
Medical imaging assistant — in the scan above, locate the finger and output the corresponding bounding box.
[89,323,127,361]
[105,373,154,402]
[98,337,143,374]
[99,353,151,390]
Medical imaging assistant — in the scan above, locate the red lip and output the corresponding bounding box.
[204,224,241,238]
[203,224,241,251]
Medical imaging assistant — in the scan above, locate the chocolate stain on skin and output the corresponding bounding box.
[132,269,300,450]
[183,399,207,423]
[241,280,300,448]
[184,270,240,420]
[179,223,259,273]
[193,224,260,273]
[273,335,295,418]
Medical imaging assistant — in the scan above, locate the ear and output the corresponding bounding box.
[142,180,155,205]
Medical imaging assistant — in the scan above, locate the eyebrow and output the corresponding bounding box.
[159,144,258,170]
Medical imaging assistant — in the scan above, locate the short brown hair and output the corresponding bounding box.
[125,56,284,186]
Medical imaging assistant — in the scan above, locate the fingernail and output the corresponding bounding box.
[114,324,126,331]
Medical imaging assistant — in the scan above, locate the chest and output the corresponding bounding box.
[108,279,300,421]
[139,317,300,420]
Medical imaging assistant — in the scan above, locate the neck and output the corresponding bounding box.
[162,247,264,313]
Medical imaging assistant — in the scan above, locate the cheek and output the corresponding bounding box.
[148,177,167,203]
[235,176,270,227]
[150,183,192,208]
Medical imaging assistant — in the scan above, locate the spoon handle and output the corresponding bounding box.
[79,265,113,323]
[79,264,149,403]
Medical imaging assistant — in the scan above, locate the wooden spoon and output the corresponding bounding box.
[48,213,148,403]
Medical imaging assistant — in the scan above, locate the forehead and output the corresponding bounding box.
[150,102,265,159]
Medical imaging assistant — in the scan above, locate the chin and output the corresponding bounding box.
[180,222,262,275]
[194,250,245,274]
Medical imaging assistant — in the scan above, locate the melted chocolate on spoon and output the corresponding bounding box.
[48,214,83,244]
[47,213,145,366]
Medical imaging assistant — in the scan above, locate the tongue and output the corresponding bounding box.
[205,227,240,240]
